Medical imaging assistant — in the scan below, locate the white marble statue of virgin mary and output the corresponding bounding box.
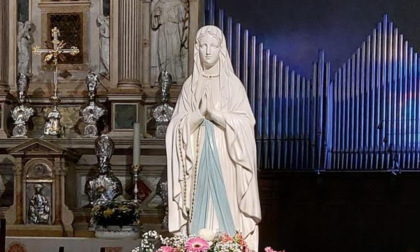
[166,25,261,249]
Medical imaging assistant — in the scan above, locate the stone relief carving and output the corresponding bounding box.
[17,21,35,76]
[152,0,189,84]
[85,134,123,206]
[28,183,50,224]
[80,73,107,137]
[11,74,35,137]
[26,163,53,179]
[97,15,110,76]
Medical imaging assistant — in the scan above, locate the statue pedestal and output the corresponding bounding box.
[94,225,139,239]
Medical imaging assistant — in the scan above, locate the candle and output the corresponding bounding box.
[133,122,141,167]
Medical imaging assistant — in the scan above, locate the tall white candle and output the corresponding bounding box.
[133,122,141,167]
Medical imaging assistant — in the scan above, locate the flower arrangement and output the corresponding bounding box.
[133,229,284,252]
[90,200,141,227]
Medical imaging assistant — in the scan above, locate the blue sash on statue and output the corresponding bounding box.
[191,120,236,236]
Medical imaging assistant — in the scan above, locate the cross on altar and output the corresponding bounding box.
[32,27,80,137]
[33,27,80,99]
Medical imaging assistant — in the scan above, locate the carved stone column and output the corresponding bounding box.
[117,0,142,89]
[0,0,9,92]
[15,160,23,224]
[54,157,61,225]
[6,158,23,225]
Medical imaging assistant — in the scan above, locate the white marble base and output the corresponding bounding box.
[95,225,139,239]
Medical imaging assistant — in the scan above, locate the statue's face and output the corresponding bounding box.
[198,35,221,70]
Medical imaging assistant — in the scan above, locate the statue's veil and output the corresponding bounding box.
[190,25,235,108]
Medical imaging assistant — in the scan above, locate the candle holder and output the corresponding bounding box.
[132,164,140,203]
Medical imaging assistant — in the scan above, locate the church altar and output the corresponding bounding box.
[0,0,202,239]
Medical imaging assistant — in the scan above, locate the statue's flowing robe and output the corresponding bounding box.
[166,74,261,248]
[152,0,186,83]
[98,19,109,74]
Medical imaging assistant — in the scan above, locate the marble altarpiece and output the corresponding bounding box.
[0,0,205,237]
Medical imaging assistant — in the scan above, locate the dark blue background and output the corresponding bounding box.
[217,0,420,77]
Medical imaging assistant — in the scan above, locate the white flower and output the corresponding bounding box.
[131,247,140,252]
[198,228,215,241]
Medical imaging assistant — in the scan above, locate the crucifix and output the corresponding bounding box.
[32,27,79,136]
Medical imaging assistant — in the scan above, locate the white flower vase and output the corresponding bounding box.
[95,225,139,239]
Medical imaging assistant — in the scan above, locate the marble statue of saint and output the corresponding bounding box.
[166,26,261,249]
[17,21,35,76]
[97,15,110,76]
[152,0,188,84]
[29,183,50,224]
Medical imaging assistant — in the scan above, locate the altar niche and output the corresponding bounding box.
[38,1,90,71]
[25,163,53,225]
[47,13,83,64]
[5,138,80,237]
